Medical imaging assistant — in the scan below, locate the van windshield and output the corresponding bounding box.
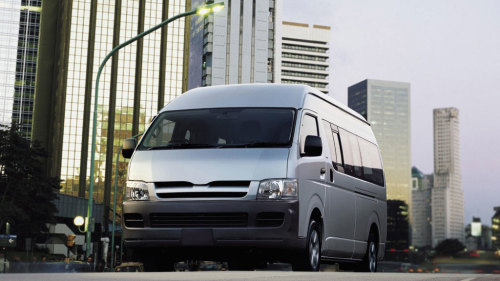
[138,108,296,150]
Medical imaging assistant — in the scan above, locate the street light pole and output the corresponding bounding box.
[85,2,224,258]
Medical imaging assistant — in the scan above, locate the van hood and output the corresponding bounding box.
[128,148,290,184]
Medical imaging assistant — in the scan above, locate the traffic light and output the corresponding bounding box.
[66,234,76,247]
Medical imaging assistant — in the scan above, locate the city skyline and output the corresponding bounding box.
[284,0,500,224]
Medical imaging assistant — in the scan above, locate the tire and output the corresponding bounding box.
[292,220,321,271]
[355,233,378,272]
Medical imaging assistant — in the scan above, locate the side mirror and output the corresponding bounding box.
[304,135,322,157]
[122,138,137,159]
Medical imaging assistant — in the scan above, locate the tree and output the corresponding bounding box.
[0,125,60,237]
[434,239,465,257]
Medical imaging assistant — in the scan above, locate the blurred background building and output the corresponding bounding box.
[465,217,492,251]
[279,21,330,94]
[492,207,500,250]
[432,107,465,246]
[0,0,42,139]
[411,166,433,248]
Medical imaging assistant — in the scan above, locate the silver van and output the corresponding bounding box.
[121,84,386,272]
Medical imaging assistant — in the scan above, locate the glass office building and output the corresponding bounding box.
[348,79,411,205]
[33,0,189,227]
[0,0,41,139]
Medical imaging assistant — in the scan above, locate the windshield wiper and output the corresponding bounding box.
[146,143,217,150]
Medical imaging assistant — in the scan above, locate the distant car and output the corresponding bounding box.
[115,262,144,272]
[378,261,411,272]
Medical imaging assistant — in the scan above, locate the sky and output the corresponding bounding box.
[283,0,500,225]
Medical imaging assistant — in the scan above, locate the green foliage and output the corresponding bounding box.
[434,239,465,257]
[0,125,61,237]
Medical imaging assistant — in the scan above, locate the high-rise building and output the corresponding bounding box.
[279,21,330,94]
[386,200,409,261]
[431,107,465,246]
[0,0,42,139]
[492,206,500,250]
[33,0,190,228]
[348,79,411,204]
[187,0,281,89]
[411,166,433,248]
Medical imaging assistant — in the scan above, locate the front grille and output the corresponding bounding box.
[124,213,144,228]
[156,192,247,199]
[256,212,285,227]
[150,212,248,228]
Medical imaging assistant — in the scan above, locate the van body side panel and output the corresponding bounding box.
[323,172,356,258]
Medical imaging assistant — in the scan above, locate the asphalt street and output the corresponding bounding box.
[1,272,500,281]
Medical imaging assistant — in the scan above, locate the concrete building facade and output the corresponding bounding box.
[348,79,411,205]
[431,107,465,246]
[411,166,433,248]
[280,21,330,94]
[188,0,280,88]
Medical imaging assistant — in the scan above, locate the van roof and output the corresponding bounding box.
[161,84,366,123]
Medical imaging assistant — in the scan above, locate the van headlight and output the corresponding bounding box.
[257,179,298,200]
[125,181,150,201]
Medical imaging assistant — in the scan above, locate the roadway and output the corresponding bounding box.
[1,272,499,281]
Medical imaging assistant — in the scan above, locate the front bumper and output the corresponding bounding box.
[122,200,303,251]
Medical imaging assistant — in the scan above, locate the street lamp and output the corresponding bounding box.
[85,1,225,258]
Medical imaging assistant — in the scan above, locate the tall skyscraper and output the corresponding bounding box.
[280,21,330,94]
[33,0,190,227]
[431,107,465,246]
[348,79,411,204]
[0,0,42,139]
[411,166,433,248]
[187,0,281,89]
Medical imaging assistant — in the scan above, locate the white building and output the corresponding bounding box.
[280,21,330,94]
[190,0,280,88]
[432,107,465,246]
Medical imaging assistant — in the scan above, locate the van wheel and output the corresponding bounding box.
[292,220,321,271]
[355,233,378,272]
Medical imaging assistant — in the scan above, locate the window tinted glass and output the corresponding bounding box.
[322,121,337,160]
[139,108,295,150]
[349,133,363,178]
[339,129,355,176]
[339,129,363,178]
[332,133,345,173]
[359,138,384,186]
[300,114,318,154]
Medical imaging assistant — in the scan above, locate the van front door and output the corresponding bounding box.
[296,112,327,247]
[321,121,355,259]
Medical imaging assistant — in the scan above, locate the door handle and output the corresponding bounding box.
[320,168,326,174]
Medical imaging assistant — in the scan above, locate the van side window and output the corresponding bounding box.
[339,129,354,176]
[322,120,345,172]
[300,114,318,155]
[359,138,384,186]
[339,129,362,178]
[332,132,345,173]
[322,121,338,165]
[349,133,363,178]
